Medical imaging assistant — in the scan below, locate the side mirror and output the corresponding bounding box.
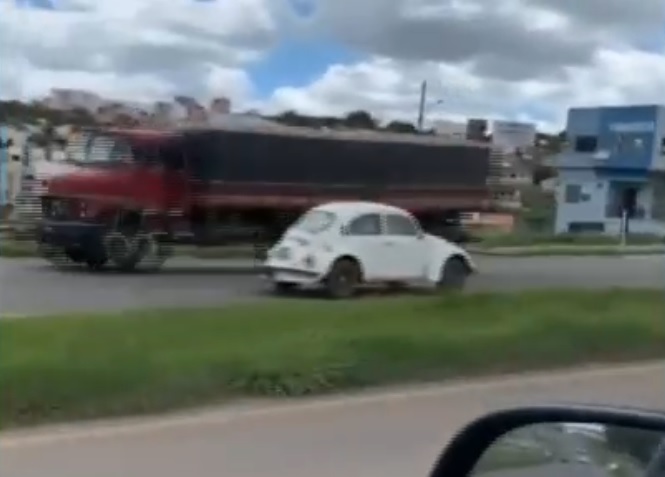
[429,405,665,477]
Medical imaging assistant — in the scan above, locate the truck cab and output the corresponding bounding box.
[39,128,187,271]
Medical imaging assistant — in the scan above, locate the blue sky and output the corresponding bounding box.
[248,39,364,98]
[17,0,364,100]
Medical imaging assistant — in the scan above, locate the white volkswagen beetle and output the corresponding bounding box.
[263,201,477,298]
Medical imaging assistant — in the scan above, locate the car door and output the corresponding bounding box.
[343,212,390,281]
[383,212,428,279]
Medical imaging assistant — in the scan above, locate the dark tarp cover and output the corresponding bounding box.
[182,129,490,188]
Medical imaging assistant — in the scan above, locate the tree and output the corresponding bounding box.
[532,164,556,185]
[344,110,376,129]
[385,120,417,133]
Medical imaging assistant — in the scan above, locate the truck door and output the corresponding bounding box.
[159,137,190,237]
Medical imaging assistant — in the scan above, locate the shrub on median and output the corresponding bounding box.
[1,289,663,428]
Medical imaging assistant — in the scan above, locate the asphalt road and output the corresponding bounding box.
[0,255,662,316]
[1,362,662,477]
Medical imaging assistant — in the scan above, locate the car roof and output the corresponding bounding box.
[312,201,409,218]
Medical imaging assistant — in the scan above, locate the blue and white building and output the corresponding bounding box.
[0,125,8,207]
[554,104,665,236]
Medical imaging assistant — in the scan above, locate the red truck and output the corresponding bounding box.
[37,123,499,271]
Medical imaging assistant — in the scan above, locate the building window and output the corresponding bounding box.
[574,136,597,153]
[616,134,644,153]
[661,137,665,155]
[565,184,582,203]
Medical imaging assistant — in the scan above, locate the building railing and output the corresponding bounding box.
[605,204,646,219]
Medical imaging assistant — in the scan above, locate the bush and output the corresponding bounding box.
[1,290,663,428]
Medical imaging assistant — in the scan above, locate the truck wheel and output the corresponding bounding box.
[65,248,86,263]
[103,231,169,272]
[85,257,108,271]
[133,233,172,272]
[436,257,469,291]
[104,231,140,271]
[324,258,360,299]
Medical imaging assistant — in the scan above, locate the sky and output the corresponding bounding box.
[1,0,664,132]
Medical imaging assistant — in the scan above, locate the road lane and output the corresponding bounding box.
[0,255,662,316]
[1,362,663,477]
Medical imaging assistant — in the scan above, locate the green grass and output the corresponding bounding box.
[470,245,665,257]
[477,232,664,248]
[0,239,37,257]
[0,238,259,259]
[1,290,663,429]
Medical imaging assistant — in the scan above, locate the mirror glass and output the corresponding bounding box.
[471,422,665,477]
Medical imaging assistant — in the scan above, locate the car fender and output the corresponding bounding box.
[423,235,476,282]
[319,245,365,280]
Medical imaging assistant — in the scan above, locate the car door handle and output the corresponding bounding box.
[382,240,395,246]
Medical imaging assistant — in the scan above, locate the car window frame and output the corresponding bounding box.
[342,212,384,237]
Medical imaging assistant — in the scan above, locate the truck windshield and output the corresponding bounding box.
[292,210,337,234]
[68,133,173,166]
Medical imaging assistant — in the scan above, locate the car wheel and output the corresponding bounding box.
[436,257,469,291]
[273,282,297,294]
[324,258,360,299]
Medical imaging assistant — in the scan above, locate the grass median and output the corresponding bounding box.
[476,232,664,248]
[1,289,664,429]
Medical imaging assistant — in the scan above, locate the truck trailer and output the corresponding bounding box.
[37,123,499,271]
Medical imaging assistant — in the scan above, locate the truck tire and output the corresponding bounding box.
[65,248,86,263]
[436,257,469,291]
[324,258,360,299]
[104,231,140,271]
[103,231,171,272]
[85,257,108,271]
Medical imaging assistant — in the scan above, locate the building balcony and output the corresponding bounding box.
[551,151,613,169]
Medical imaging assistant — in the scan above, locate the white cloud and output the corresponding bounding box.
[262,46,665,132]
[0,0,271,102]
[2,0,664,132]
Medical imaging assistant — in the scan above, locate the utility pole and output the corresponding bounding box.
[417,80,427,132]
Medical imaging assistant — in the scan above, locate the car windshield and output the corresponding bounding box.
[291,209,337,234]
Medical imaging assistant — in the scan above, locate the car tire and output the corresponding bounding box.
[273,282,297,294]
[436,257,469,291]
[324,258,360,299]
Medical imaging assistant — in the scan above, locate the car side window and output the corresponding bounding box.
[385,213,419,236]
[346,213,382,236]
